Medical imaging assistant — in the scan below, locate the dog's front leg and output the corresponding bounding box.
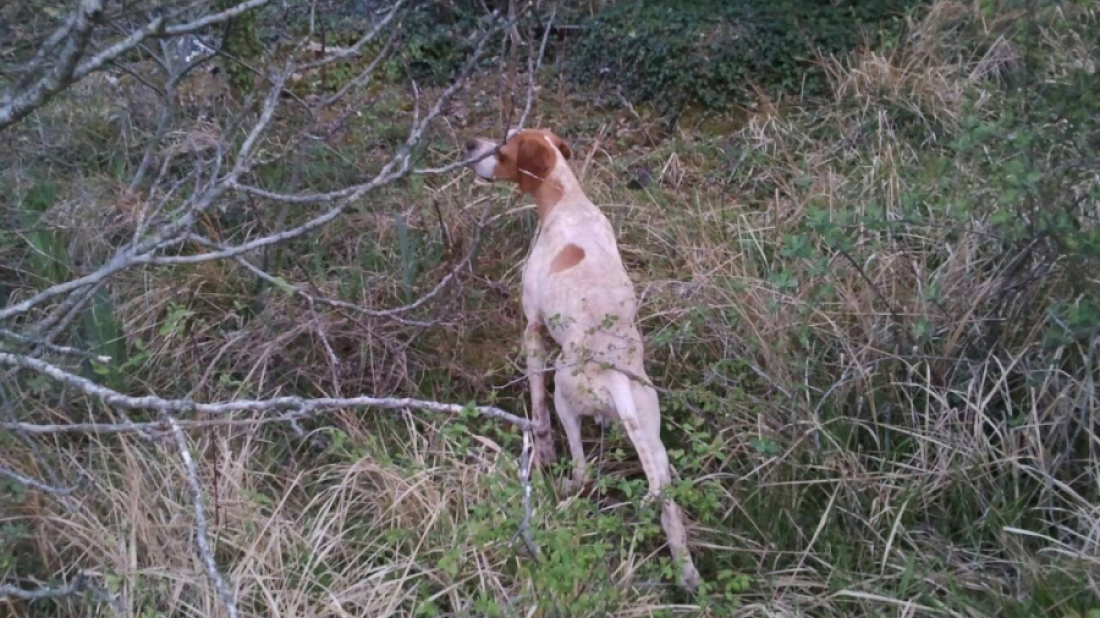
[555,385,586,492]
[524,322,556,466]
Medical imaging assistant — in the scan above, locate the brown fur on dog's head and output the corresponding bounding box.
[467,129,572,194]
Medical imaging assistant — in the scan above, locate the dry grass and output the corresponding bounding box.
[3,1,1100,616]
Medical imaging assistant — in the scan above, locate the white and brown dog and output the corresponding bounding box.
[466,128,701,590]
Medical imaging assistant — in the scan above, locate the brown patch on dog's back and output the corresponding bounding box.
[549,244,585,274]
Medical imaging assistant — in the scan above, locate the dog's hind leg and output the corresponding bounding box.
[605,373,701,590]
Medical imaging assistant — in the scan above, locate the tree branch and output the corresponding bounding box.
[0,464,78,496]
[166,415,239,618]
[0,351,533,430]
[0,574,87,601]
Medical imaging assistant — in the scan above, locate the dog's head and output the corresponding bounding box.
[465,129,572,194]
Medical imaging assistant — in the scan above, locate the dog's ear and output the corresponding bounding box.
[516,137,555,194]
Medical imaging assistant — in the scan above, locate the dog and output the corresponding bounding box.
[466,128,701,590]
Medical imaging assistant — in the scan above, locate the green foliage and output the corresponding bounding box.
[394,211,418,295]
[81,287,126,390]
[947,60,1100,350]
[217,0,264,93]
[570,0,920,116]
[19,181,72,286]
[387,3,485,84]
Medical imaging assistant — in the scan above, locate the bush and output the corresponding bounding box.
[569,0,921,117]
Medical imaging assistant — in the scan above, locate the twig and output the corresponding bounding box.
[0,574,87,601]
[0,382,81,512]
[0,0,105,130]
[0,327,110,363]
[0,397,528,436]
[835,246,910,349]
[166,415,239,618]
[0,0,274,131]
[517,429,541,558]
[300,0,405,71]
[515,6,556,131]
[0,351,533,430]
[190,197,492,323]
[0,464,78,496]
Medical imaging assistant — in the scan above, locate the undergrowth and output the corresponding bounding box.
[2,1,1100,616]
[569,0,920,118]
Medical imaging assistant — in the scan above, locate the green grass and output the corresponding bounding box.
[2,0,1100,616]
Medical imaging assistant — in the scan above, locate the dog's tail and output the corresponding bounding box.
[605,370,640,424]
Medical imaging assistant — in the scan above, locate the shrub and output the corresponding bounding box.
[569,0,921,117]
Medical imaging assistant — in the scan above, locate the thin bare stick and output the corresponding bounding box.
[0,0,274,131]
[186,197,491,322]
[166,415,239,618]
[517,430,541,557]
[0,0,104,130]
[0,382,81,512]
[0,327,110,363]
[516,6,556,131]
[300,0,405,71]
[0,464,78,496]
[2,397,532,436]
[0,574,87,601]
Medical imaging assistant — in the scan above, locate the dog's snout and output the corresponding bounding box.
[465,138,479,153]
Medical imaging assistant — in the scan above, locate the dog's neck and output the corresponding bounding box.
[531,161,587,222]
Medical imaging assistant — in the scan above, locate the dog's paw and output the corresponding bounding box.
[532,437,557,468]
[560,470,585,495]
[680,563,702,592]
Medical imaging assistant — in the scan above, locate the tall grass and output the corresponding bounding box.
[2,1,1098,616]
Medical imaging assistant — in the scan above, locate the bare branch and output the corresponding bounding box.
[0,64,291,325]
[517,430,541,557]
[9,9,78,93]
[317,28,399,109]
[71,15,167,84]
[231,12,511,203]
[0,382,82,512]
[164,0,270,36]
[0,327,110,363]
[166,415,239,618]
[0,574,87,601]
[0,0,273,132]
[300,0,405,71]
[0,351,533,429]
[0,464,78,496]
[184,196,491,324]
[516,6,556,131]
[2,397,530,436]
[0,0,104,131]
